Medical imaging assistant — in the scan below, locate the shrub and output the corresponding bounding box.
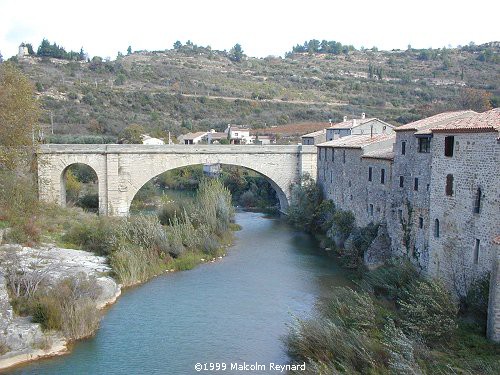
[398,279,459,345]
[339,223,378,269]
[0,338,10,355]
[362,259,418,299]
[62,217,119,256]
[382,319,423,374]
[327,209,355,247]
[321,287,375,331]
[31,274,102,340]
[76,193,99,211]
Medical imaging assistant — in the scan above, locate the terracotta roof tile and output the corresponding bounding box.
[362,147,395,160]
[301,129,327,137]
[317,134,395,148]
[395,111,476,132]
[327,118,377,129]
[431,108,500,133]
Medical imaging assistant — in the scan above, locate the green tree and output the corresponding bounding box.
[0,63,41,169]
[127,46,132,55]
[0,50,3,62]
[173,41,182,50]
[229,43,244,62]
[119,124,145,144]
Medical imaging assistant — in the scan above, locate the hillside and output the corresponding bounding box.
[10,42,500,140]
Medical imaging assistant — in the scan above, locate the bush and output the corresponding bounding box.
[362,259,418,300]
[399,279,459,345]
[321,287,375,331]
[62,217,119,256]
[76,193,99,211]
[339,223,378,268]
[327,210,355,248]
[287,173,323,232]
[31,274,101,340]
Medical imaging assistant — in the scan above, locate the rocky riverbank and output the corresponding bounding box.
[0,244,121,371]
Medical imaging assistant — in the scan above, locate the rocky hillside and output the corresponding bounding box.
[10,42,500,139]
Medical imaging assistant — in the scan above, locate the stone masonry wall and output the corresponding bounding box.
[386,131,432,270]
[428,132,500,296]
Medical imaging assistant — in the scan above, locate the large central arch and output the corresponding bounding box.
[37,144,317,216]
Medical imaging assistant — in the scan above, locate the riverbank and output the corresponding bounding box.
[0,244,121,371]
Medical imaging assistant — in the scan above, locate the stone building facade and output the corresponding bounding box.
[316,108,500,341]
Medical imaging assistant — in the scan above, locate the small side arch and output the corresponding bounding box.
[61,163,100,213]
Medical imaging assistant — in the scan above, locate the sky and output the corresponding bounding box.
[1,0,499,59]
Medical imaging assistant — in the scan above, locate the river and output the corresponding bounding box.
[10,211,349,375]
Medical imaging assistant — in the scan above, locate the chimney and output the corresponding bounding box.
[343,116,347,122]
[361,112,366,119]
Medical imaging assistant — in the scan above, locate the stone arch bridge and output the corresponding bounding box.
[37,144,317,216]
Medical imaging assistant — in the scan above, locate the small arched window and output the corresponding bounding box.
[434,219,440,238]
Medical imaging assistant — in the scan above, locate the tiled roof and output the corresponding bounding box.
[395,111,476,132]
[362,147,395,160]
[207,132,227,139]
[181,131,208,139]
[431,108,500,133]
[317,134,395,149]
[301,129,326,138]
[327,118,376,129]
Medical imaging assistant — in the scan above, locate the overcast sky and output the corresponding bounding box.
[1,0,499,59]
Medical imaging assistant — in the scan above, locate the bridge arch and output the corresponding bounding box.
[60,163,99,210]
[128,163,287,213]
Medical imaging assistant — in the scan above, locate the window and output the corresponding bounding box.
[318,148,321,160]
[418,137,431,153]
[332,149,335,161]
[473,239,480,264]
[398,209,403,221]
[399,176,404,188]
[401,141,406,155]
[368,167,373,181]
[369,204,374,216]
[445,174,454,196]
[473,188,481,214]
[414,178,419,191]
[419,217,423,228]
[444,136,454,157]
[330,171,333,183]
[348,180,351,187]
[343,150,346,163]
[381,168,385,184]
[434,219,440,238]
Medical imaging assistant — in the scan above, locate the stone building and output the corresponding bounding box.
[387,110,476,270]
[425,109,499,294]
[316,108,500,341]
[316,134,395,227]
[301,129,327,145]
[326,113,394,141]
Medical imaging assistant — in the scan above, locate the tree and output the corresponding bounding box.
[0,63,41,169]
[457,88,492,112]
[0,50,3,62]
[119,124,145,144]
[173,41,182,50]
[127,46,132,55]
[229,43,244,62]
